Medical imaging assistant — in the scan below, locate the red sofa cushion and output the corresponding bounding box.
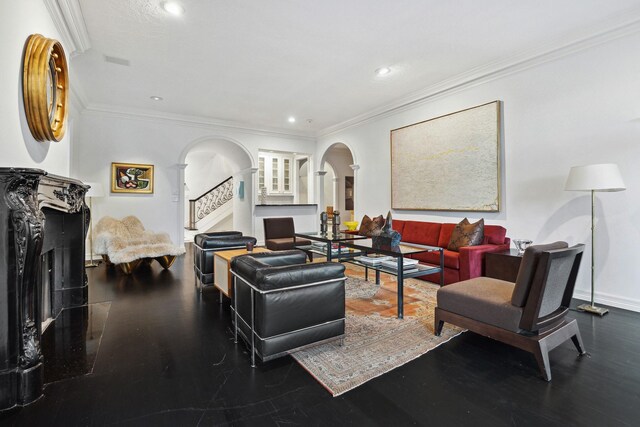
[410,249,460,270]
[437,223,457,248]
[483,225,507,245]
[402,221,441,247]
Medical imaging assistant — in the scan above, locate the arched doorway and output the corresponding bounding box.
[319,142,357,221]
[178,137,254,242]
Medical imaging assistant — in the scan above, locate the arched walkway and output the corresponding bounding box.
[318,142,357,220]
[177,136,254,242]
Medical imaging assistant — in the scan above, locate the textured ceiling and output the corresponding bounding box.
[73,0,640,134]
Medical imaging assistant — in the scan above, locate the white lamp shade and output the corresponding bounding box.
[85,182,105,198]
[565,163,626,192]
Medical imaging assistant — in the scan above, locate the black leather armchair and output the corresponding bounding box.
[231,250,346,366]
[193,231,257,292]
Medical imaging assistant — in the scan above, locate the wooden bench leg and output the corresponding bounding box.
[434,308,445,336]
[533,341,552,382]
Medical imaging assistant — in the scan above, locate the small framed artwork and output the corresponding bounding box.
[111,162,154,194]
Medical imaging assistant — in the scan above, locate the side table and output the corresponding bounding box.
[485,249,522,282]
[214,247,271,300]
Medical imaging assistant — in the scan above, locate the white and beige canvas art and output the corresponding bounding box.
[391,101,501,212]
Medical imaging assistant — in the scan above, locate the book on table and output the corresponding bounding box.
[311,242,351,254]
[354,254,393,265]
[379,258,419,270]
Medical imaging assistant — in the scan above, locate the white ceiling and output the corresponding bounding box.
[72,0,640,135]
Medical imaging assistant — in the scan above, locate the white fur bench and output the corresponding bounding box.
[94,216,185,274]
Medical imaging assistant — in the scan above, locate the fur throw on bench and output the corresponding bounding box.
[94,215,185,273]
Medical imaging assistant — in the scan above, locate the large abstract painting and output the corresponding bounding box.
[391,101,501,211]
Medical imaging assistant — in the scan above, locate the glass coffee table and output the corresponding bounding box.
[340,239,444,319]
[294,231,367,262]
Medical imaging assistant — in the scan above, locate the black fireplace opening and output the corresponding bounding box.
[40,250,54,331]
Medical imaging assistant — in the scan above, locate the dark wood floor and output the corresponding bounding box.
[2,246,639,426]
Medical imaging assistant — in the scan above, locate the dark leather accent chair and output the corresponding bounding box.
[263,217,313,260]
[435,242,586,381]
[193,231,257,291]
[231,249,346,366]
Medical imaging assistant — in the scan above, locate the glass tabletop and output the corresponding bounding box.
[295,231,368,243]
[341,238,441,256]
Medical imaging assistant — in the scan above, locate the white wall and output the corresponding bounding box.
[0,0,74,175]
[185,145,240,199]
[318,32,640,312]
[73,110,315,244]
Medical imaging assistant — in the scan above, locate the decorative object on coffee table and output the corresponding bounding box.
[332,210,341,235]
[343,221,359,231]
[565,163,626,316]
[320,211,328,234]
[513,239,533,255]
[372,211,401,247]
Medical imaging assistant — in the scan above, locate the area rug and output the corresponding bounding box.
[291,276,464,396]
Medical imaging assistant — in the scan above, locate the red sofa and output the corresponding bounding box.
[392,220,510,285]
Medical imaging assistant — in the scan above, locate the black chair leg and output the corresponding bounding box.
[571,326,586,355]
[434,308,444,336]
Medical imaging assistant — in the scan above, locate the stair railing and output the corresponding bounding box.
[187,176,233,230]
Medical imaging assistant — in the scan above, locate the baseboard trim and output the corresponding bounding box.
[573,289,640,313]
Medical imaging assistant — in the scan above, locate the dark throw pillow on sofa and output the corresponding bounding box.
[447,218,484,251]
[358,215,385,237]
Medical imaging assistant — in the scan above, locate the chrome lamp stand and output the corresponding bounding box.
[576,190,608,316]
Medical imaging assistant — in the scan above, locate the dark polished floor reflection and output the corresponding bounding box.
[2,246,640,426]
[42,302,111,384]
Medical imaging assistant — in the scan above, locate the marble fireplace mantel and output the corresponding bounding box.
[0,168,89,410]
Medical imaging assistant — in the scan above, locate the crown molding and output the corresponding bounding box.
[43,0,91,57]
[318,9,640,138]
[68,69,89,113]
[82,103,316,141]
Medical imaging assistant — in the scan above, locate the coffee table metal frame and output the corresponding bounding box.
[338,239,444,319]
[294,231,368,262]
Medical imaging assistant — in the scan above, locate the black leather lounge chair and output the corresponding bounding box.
[231,249,346,366]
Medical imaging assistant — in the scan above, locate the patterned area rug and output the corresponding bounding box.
[292,276,464,396]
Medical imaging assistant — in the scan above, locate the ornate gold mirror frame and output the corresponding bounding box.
[22,34,69,142]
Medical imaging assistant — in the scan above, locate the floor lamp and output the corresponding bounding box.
[565,163,626,316]
[85,182,105,268]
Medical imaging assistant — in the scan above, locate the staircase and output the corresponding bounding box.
[185,177,233,242]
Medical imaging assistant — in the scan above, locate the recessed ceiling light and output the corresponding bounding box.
[288,117,296,123]
[375,67,391,76]
[162,1,185,16]
[150,96,163,101]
